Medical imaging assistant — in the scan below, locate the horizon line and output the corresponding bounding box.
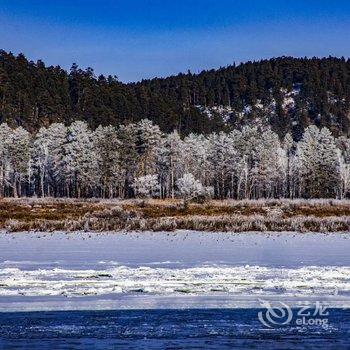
[1,49,349,84]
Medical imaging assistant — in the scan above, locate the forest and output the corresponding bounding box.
[0,119,349,200]
[1,50,350,138]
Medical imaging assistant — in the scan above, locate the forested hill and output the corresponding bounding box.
[1,50,350,138]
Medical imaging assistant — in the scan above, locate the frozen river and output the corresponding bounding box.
[0,230,349,311]
[1,230,350,349]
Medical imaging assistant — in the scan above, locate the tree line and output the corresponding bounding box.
[0,119,349,200]
[1,50,350,138]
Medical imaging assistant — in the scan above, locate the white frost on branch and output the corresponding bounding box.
[176,173,205,200]
[132,174,160,198]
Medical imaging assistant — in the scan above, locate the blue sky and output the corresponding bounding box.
[1,0,350,82]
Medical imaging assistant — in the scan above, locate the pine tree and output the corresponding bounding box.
[64,121,99,197]
[93,125,120,198]
[297,126,340,198]
[0,117,347,200]
[164,131,184,198]
[0,123,12,197]
[8,127,31,197]
[135,119,164,176]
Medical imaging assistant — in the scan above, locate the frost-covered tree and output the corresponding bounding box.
[32,123,67,197]
[183,134,211,186]
[0,123,12,197]
[318,127,341,197]
[93,125,120,198]
[135,119,164,176]
[282,133,295,198]
[163,131,184,198]
[339,157,350,199]
[337,136,350,198]
[33,126,50,197]
[118,123,138,198]
[0,119,347,199]
[7,127,31,197]
[251,129,286,198]
[45,123,68,197]
[297,126,340,198]
[64,121,99,197]
[132,174,160,198]
[176,173,204,201]
[231,126,261,199]
[209,132,237,199]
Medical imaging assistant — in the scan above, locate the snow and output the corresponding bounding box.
[195,105,233,123]
[1,231,350,311]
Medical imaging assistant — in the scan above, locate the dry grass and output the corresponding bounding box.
[1,197,350,233]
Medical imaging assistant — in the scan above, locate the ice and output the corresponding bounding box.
[0,264,348,298]
[1,231,350,310]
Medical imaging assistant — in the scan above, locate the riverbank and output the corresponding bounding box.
[1,198,350,233]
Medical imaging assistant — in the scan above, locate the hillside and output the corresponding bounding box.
[1,50,350,138]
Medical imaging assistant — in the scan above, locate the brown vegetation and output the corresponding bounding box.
[1,198,350,233]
